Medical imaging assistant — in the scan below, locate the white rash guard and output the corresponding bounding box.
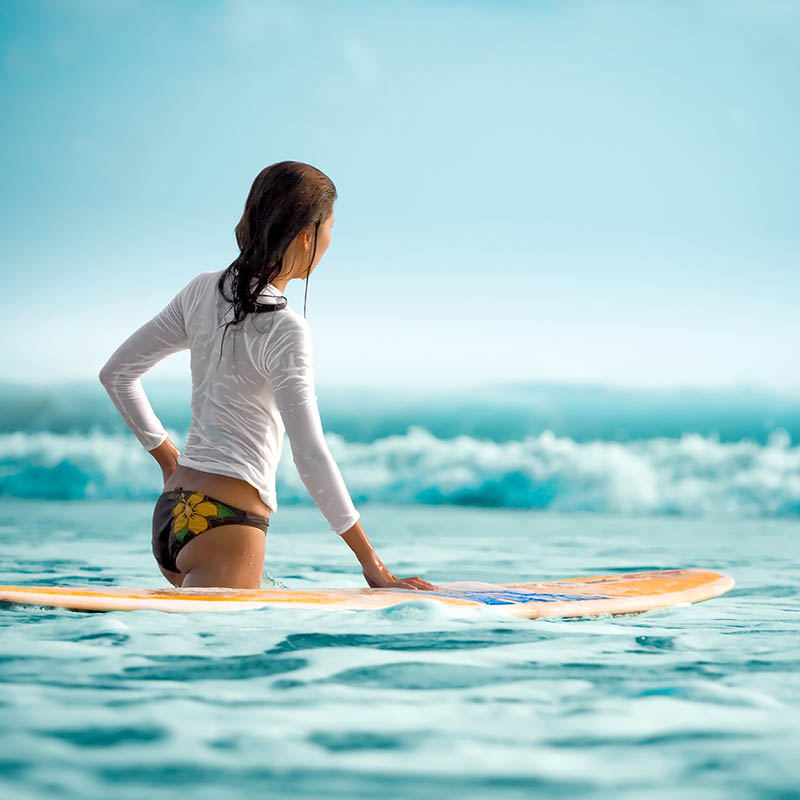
[98,269,360,535]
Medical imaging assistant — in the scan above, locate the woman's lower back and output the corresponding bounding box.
[163,465,273,518]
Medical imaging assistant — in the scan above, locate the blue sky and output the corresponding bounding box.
[1,0,798,391]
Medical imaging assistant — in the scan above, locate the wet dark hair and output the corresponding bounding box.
[215,160,337,364]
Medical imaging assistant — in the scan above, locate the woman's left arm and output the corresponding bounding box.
[98,281,193,477]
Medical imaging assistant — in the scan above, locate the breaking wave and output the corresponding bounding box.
[2,426,798,517]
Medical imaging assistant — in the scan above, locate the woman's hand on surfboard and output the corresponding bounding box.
[341,521,437,590]
[362,568,438,591]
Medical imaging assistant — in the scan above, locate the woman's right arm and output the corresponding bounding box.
[265,316,436,591]
[339,519,437,590]
[99,279,194,460]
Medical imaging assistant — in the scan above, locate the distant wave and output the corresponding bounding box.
[2,427,798,516]
[3,379,799,445]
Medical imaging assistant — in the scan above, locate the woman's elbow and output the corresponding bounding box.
[98,359,123,388]
[98,362,114,387]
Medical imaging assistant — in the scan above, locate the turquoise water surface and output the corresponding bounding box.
[1,500,798,799]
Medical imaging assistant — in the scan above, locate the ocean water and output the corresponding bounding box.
[1,380,799,798]
[1,502,799,800]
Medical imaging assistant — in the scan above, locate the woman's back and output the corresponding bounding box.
[178,268,293,516]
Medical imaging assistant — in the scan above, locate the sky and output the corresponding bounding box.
[0,0,798,392]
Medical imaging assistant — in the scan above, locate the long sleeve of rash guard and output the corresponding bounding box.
[98,286,189,451]
[264,316,360,536]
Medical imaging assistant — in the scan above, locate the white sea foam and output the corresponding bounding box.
[2,426,798,516]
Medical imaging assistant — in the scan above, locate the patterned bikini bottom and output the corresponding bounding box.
[151,486,270,574]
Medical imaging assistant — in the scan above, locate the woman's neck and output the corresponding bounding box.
[270,276,289,294]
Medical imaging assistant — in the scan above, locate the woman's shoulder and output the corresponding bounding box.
[267,306,311,341]
[175,269,224,302]
[260,307,313,371]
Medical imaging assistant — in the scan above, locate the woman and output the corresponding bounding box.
[99,160,435,592]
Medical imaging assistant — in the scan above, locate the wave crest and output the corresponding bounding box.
[307,426,799,516]
[3,426,796,516]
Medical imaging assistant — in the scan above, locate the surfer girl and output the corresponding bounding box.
[99,161,435,592]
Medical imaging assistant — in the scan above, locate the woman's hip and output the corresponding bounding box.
[151,486,270,575]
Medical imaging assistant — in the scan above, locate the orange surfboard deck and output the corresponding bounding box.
[0,569,734,618]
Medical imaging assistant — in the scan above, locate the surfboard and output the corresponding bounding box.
[0,568,733,618]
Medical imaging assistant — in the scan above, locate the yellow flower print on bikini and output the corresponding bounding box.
[172,492,236,543]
